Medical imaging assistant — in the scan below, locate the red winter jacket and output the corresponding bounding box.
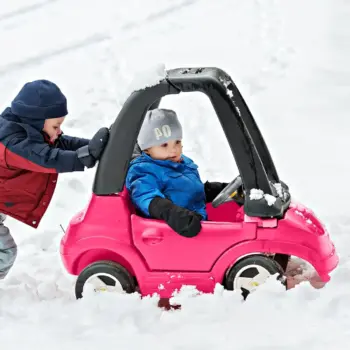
[0,108,89,228]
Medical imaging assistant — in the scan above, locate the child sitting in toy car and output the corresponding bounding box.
[126,108,230,238]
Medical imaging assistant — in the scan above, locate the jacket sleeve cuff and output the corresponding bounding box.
[148,197,172,219]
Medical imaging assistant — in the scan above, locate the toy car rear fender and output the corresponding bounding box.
[60,242,148,277]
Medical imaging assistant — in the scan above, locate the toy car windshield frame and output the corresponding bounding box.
[93,67,291,218]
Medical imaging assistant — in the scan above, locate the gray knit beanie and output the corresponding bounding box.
[137,108,183,150]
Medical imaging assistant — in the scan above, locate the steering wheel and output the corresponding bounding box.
[212,175,244,208]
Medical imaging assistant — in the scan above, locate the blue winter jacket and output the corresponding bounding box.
[126,153,208,220]
[0,108,89,173]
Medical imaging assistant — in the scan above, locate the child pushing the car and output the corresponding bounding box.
[0,79,109,280]
[126,108,229,238]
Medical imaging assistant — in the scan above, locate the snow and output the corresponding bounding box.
[249,188,277,206]
[273,182,284,198]
[250,188,265,200]
[1,0,350,348]
[264,194,277,206]
[219,75,242,117]
[118,62,168,104]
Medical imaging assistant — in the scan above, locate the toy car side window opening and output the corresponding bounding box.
[93,67,291,219]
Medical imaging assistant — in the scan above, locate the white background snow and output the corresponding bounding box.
[1,0,350,348]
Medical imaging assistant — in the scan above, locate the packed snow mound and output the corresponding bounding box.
[129,63,167,90]
[118,62,168,104]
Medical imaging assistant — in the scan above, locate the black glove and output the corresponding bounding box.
[76,127,109,168]
[88,127,109,160]
[204,181,229,203]
[149,197,202,238]
[76,148,96,168]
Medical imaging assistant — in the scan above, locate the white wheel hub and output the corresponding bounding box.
[84,272,124,294]
[234,264,272,293]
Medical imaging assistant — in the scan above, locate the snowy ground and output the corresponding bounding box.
[1,0,350,349]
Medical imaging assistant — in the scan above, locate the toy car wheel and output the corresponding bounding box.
[75,261,136,299]
[225,255,285,299]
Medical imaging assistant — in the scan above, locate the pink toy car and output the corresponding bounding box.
[60,67,338,300]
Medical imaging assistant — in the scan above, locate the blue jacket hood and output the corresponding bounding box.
[130,152,198,170]
[0,108,45,142]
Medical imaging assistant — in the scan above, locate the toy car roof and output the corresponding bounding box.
[93,67,291,218]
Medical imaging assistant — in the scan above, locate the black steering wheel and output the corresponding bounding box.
[212,175,244,208]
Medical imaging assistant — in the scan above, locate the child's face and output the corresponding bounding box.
[43,117,65,142]
[146,140,182,162]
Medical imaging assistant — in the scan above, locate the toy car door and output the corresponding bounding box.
[130,214,256,272]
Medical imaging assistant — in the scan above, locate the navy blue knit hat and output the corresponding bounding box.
[11,80,68,129]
